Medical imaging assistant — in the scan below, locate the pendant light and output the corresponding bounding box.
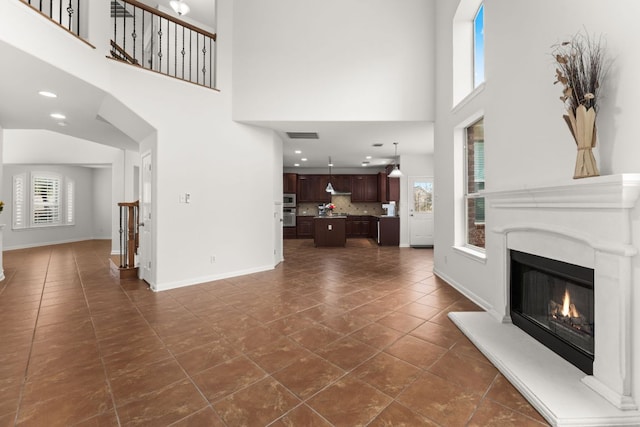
[325,156,335,193]
[388,142,403,177]
[169,0,190,16]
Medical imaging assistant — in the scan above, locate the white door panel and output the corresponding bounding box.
[139,152,152,284]
[409,177,434,247]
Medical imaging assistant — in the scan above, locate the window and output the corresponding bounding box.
[473,4,485,87]
[465,118,485,249]
[12,172,75,229]
[453,0,485,106]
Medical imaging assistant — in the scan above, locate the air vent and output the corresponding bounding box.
[372,143,384,147]
[286,132,319,139]
[111,1,133,18]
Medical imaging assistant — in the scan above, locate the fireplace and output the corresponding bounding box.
[510,250,594,375]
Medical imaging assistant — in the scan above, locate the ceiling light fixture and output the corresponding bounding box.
[325,156,335,193]
[169,0,190,16]
[388,142,403,178]
[50,113,66,120]
[294,150,302,154]
[301,158,308,162]
[39,91,57,98]
[294,163,300,167]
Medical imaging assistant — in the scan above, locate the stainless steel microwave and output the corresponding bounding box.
[283,193,296,207]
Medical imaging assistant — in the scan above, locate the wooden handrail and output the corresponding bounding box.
[118,0,217,41]
[110,40,140,65]
[118,201,139,269]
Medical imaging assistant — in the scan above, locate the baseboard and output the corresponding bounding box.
[4,237,95,251]
[152,263,276,292]
[432,266,494,313]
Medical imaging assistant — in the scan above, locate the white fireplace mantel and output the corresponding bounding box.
[450,174,640,426]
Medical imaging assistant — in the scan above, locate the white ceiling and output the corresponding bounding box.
[0,2,434,169]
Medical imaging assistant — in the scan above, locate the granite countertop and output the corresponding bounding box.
[314,215,347,219]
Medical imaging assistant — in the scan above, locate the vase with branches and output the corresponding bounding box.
[553,31,608,178]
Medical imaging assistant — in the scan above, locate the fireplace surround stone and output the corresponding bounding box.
[450,174,640,426]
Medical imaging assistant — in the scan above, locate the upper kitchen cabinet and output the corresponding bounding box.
[283,173,297,194]
[378,167,400,202]
[330,175,351,194]
[297,175,331,203]
[350,175,378,202]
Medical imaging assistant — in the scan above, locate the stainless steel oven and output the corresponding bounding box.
[283,193,296,208]
[283,208,296,227]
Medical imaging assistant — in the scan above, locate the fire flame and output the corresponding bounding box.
[561,288,580,318]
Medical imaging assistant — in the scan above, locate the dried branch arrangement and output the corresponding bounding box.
[552,31,608,178]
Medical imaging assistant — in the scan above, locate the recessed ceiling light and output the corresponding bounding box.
[366,156,372,160]
[39,91,57,98]
[50,113,66,119]
[294,163,300,167]
[294,150,302,154]
[301,158,308,162]
[57,122,68,127]
[328,162,333,167]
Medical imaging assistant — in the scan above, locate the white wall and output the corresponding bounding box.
[2,164,95,249]
[232,0,436,122]
[104,0,281,290]
[434,0,640,401]
[92,168,112,239]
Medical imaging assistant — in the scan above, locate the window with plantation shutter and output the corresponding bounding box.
[66,179,75,225]
[12,172,75,230]
[12,173,26,229]
[32,173,62,226]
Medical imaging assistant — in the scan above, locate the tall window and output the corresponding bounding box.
[473,4,485,87]
[13,172,75,229]
[465,118,485,249]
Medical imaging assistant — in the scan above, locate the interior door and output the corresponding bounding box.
[409,176,434,247]
[138,151,152,283]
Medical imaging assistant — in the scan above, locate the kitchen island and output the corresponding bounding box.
[313,216,346,247]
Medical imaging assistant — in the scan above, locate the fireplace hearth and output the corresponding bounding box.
[510,250,594,374]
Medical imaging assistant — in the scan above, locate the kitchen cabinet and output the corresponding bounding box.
[296,216,314,238]
[297,175,331,203]
[283,226,297,239]
[378,216,400,246]
[346,215,372,238]
[283,173,297,194]
[350,175,378,202]
[330,175,351,194]
[378,170,400,203]
[314,217,346,247]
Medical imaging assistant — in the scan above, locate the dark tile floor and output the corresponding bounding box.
[0,239,549,426]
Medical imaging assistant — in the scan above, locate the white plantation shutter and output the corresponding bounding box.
[32,173,61,226]
[13,173,26,229]
[66,178,75,225]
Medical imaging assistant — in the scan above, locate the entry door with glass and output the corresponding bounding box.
[409,177,434,247]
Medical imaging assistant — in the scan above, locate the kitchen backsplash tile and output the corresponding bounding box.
[297,195,385,216]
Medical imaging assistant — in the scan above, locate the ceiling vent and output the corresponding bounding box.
[286,132,319,139]
[372,143,384,147]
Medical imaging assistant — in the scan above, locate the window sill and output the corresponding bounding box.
[452,82,486,114]
[453,245,487,264]
[13,224,75,231]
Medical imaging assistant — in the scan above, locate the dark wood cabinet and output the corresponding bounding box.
[378,170,400,202]
[314,217,346,247]
[346,215,372,238]
[283,173,297,194]
[378,216,400,246]
[350,175,378,202]
[297,175,331,203]
[330,175,351,194]
[384,166,400,202]
[283,226,297,239]
[296,216,314,238]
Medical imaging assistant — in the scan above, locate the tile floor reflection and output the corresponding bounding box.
[0,239,549,426]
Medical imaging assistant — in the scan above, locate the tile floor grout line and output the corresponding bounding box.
[11,246,52,426]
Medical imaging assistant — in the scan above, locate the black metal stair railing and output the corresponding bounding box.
[21,0,81,36]
[111,0,217,89]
